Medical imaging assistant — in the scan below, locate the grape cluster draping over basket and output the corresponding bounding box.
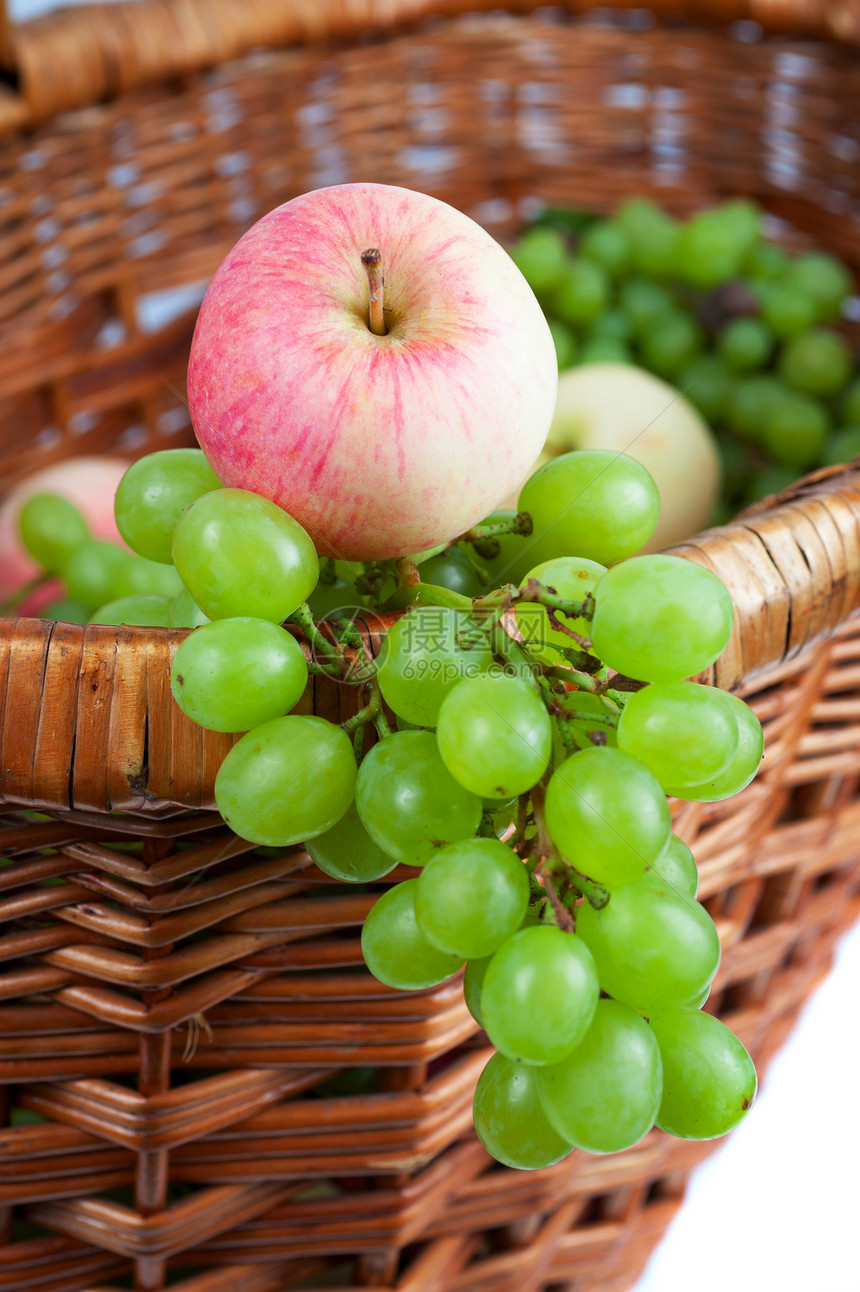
[24,440,759,1169]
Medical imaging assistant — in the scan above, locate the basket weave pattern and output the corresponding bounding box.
[2,4,860,1291]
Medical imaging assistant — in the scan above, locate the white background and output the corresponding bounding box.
[10,3,860,1288]
[631,918,860,1292]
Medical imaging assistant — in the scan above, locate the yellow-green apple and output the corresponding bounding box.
[0,456,130,605]
[187,183,557,560]
[535,363,721,550]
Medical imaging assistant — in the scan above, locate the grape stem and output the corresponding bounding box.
[388,563,596,633]
[329,618,365,652]
[458,543,492,585]
[341,675,391,748]
[289,603,339,659]
[341,690,381,735]
[288,602,375,684]
[529,780,609,913]
[361,248,387,336]
[541,665,601,694]
[460,510,534,560]
[536,865,576,933]
[514,792,531,853]
[460,511,534,543]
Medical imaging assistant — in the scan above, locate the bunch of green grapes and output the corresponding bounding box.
[357,457,760,1166]
[510,197,859,514]
[36,443,761,1171]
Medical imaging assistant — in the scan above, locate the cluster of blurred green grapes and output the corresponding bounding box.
[511,198,859,516]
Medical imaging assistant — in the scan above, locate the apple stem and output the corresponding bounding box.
[361,248,387,336]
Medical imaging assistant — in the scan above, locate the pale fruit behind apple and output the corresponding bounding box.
[534,363,721,551]
[188,183,558,561]
[0,456,130,602]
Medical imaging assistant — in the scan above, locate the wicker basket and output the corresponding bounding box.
[2,3,860,1290]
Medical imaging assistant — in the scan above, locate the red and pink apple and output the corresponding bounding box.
[188,183,557,560]
[0,456,130,605]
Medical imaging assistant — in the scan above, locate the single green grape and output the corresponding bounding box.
[361,879,464,989]
[509,227,569,294]
[167,587,210,628]
[42,598,90,625]
[575,872,721,1011]
[779,328,853,396]
[616,681,738,792]
[90,594,172,627]
[823,425,860,467]
[435,675,551,800]
[376,609,494,728]
[717,317,773,372]
[679,356,733,422]
[639,310,703,379]
[626,210,679,279]
[518,451,660,568]
[419,548,485,598]
[355,730,482,866]
[590,555,734,683]
[661,687,763,801]
[763,394,830,470]
[474,1052,573,1170]
[619,278,676,337]
[515,557,606,663]
[544,747,670,886]
[172,489,318,623]
[307,572,358,620]
[481,925,599,1064]
[306,801,397,882]
[170,617,308,733]
[214,714,355,846]
[536,999,663,1153]
[580,221,631,277]
[648,1008,757,1139]
[18,494,89,571]
[547,318,577,370]
[64,540,133,612]
[652,833,698,898]
[675,211,746,287]
[111,555,184,601]
[553,259,610,325]
[727,375,792,442]
[614,196,664,233]
[415,837,529,960]
[743,240,788,281]
[590,308,633,344]
[787,252,852,322]
[114,449,221,563]
[760,284,818,339]
[720,199,763,255]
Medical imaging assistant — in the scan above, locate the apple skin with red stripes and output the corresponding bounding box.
[187,183,557,560]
